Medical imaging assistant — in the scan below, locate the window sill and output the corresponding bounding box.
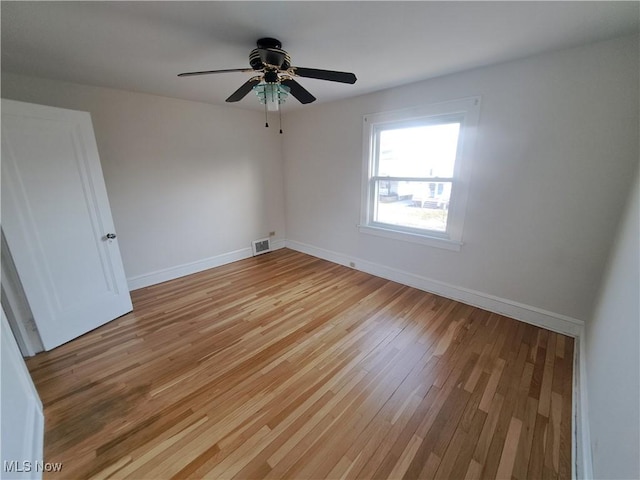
[358,224,463,251]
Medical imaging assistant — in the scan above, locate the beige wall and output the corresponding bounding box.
[586,170,639,479]
[1,75,286,286]
[282,34,639,323]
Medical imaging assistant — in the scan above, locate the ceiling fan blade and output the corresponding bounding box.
[281,79,316,104]
[178,68,254,78]
[292,67,357,84]
[226,78,261,102]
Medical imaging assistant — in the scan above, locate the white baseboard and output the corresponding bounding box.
[127,240,285,290]
[127,239,582,337]
[285,239,584,337]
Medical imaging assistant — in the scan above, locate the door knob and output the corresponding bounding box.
[105,233,117,240]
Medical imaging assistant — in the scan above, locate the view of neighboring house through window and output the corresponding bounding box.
[375,121,460,232]
[360,97,481,250]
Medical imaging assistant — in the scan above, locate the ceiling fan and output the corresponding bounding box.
[178,37,357,111]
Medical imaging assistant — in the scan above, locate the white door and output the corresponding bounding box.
[1,99,132,350]
[1,307,44,480]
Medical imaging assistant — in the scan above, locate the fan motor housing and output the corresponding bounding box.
[249,38,291,71]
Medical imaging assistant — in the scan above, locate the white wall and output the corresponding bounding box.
[282,34,639,323]
[585,169,639,480]
[1,74,286,287]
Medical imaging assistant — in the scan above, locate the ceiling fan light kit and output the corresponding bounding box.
[254,83,290,112]
[178,37,357,131]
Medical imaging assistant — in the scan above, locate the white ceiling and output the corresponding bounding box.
[2,1,638,111]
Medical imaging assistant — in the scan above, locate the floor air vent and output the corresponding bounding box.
[252,238,271,256]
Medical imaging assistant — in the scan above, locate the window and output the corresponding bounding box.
[360,97,481,250]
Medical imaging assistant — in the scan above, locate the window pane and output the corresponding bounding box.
[377,123,460,178]
[374,181,451,232]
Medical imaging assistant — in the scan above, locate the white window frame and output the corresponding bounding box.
[359,96,481,251]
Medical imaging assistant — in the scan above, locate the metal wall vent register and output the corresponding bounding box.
[252,238,271,256]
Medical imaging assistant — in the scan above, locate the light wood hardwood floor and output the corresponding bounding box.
[27,248,573,479]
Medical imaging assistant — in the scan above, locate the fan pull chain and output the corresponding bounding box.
[264,101,269,128]
[279,107,283,134]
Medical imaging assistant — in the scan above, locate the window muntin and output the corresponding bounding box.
[360,97,480,249]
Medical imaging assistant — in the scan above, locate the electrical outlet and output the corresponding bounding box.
[269,231,276,237]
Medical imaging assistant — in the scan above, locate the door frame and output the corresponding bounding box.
[0,306,44,479]
[1,231,44,357]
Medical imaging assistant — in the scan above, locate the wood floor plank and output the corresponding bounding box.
[25,248,573,479]
[465,459,483,480]
[495,417,523,479]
